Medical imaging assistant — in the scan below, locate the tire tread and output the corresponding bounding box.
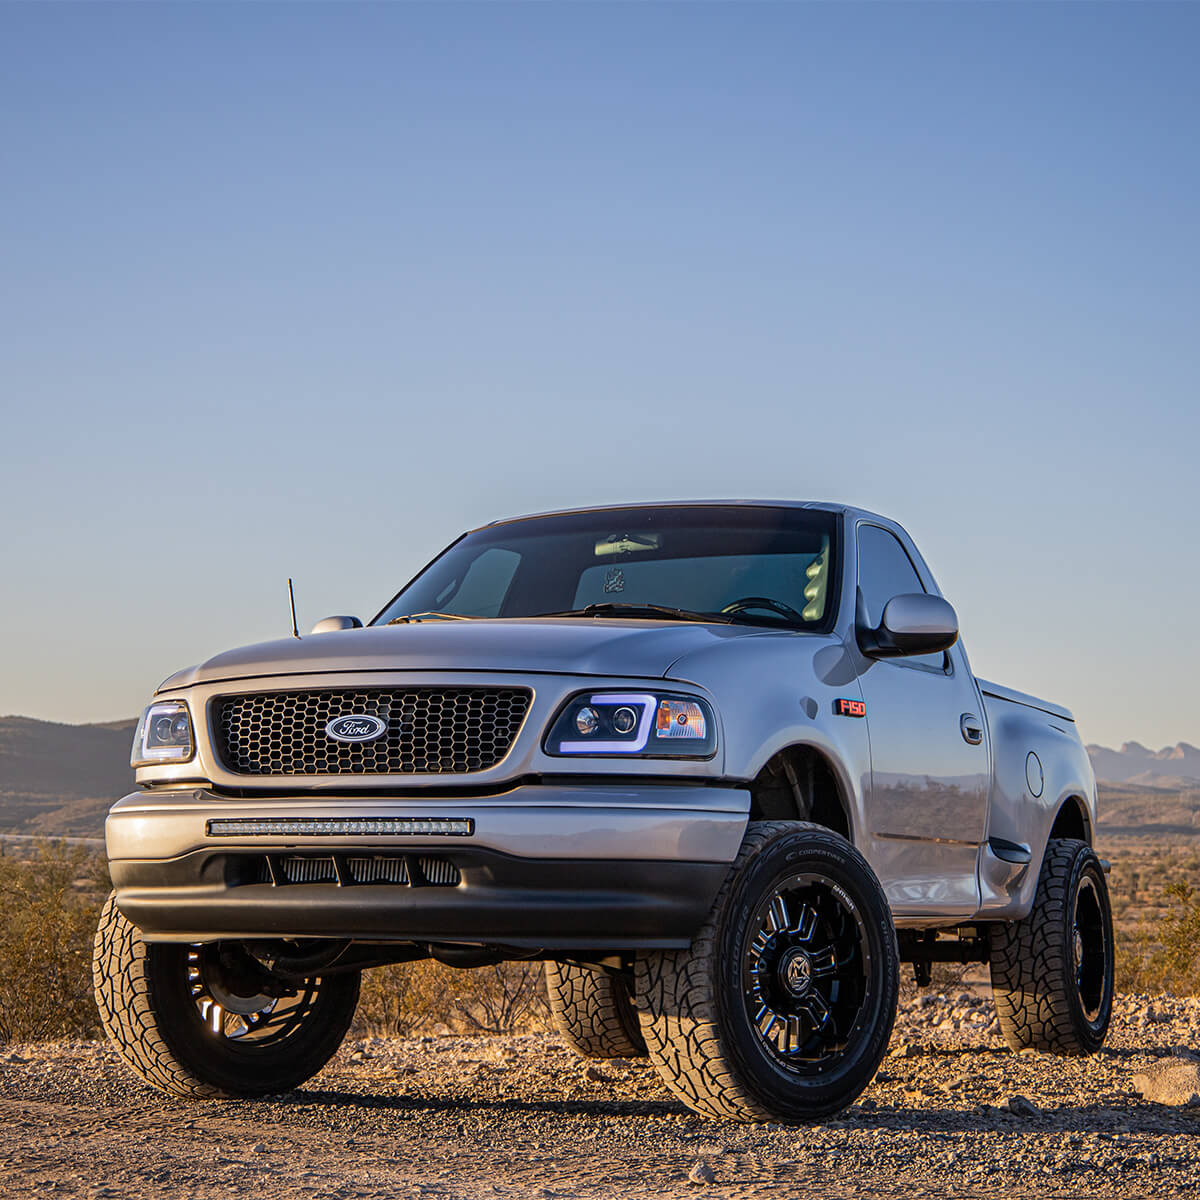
[93,893,220,1098]
[989,838,1112,1055]
[546,963,647,1059]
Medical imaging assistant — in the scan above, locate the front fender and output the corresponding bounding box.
[667,634,872,848]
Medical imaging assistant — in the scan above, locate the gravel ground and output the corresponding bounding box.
[3,991,1200,1199]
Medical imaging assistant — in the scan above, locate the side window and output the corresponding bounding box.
[857,525,946,671]
[433,547,520,617]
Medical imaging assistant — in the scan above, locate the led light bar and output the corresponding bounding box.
[206,817,474,838]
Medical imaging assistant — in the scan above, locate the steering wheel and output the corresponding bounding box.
[720,596,806,623]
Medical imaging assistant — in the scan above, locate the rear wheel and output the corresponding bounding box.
[634,821,899,1123]
[93,892,360,1097]
[546,962,646,1059]
[990,838,1114,1055]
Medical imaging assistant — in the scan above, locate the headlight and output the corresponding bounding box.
[131,700,195,767]
[544,691,717,758]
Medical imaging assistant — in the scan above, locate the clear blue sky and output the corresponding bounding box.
[1,3,1196,750]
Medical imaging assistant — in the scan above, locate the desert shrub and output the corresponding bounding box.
[1118,879,1200,994]
[453,960,548,1033]
[1158,882,1200,981]
[356,959,548,1037]
[0,841,110,1042]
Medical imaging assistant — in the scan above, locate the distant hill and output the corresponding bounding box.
[1086,741,1200,788]
[0,715,136,836]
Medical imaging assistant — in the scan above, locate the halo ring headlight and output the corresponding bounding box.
[545,691,716,759]
[132,700,195,767]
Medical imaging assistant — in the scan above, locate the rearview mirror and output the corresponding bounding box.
[863,594,958,658]
[310,615,363,634]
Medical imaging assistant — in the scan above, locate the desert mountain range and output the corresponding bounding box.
[1084,741,1200,790]
[0,715,135,836]
[1,715,1198,840]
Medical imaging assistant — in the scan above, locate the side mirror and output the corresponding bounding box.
[862,594,958,658]
[310,615,363,634]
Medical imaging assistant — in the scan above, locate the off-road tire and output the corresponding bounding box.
[93,892,360,1097]
[546,962,647,1059]
[990,838,1114,1055]
[634,821,899,1123]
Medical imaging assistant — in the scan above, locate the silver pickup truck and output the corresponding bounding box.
[94,501,1114,1123]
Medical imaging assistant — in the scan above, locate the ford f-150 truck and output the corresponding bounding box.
[94,501,1114,1123]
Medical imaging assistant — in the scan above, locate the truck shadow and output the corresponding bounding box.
[225,1089,685,1121]
[848,1103,1200,1136]
[217,1086,1198,1137]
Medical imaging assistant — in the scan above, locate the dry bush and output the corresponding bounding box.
[1118,879,1200,994]
[356,959,549,1037]
[0,841,110,1042]
[454,960,548,1034]
[1101,844,1200,994]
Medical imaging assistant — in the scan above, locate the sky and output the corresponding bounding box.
[1,2,1197,751]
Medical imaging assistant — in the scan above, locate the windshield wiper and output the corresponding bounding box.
[386,611,474,625]
[535,603,737,625]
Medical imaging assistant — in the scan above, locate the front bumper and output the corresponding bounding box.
[107,783,750,948]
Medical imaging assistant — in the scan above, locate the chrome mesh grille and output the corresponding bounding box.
[213,688,531,776]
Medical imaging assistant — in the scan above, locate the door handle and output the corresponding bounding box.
[960,713,984,745]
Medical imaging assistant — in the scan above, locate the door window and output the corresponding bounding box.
[857,525,947,671]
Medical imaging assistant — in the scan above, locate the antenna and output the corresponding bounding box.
[288,578,300,639]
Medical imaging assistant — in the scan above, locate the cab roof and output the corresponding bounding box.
[479,499,893,533]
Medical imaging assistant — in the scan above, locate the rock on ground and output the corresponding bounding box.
[1131,1056,1200,1107]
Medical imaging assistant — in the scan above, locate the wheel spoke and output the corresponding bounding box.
[786,1015,802,1054]
[791,904,818,943]
[800,989,832,1029]
[809,946,838,978]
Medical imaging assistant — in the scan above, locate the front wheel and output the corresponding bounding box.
[93,892,360,1097]
[990,838,1114,1055]
[634,821,899,1123]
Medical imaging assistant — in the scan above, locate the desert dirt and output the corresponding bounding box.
[3,990,1200,1200]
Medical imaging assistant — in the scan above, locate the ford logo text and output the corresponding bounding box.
[325,714,388,743]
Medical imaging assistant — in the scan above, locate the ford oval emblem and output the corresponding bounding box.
[325,714,388,743]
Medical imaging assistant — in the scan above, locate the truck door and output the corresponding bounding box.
[854,523,989,919]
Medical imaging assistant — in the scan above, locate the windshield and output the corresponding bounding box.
[374,506,839,630]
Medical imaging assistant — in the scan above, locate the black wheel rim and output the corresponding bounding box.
[741,872,873,1073]
[1073,873,1108,1025]
[185,945,324,1049]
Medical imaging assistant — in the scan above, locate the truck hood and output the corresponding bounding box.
[157,619,764,691]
